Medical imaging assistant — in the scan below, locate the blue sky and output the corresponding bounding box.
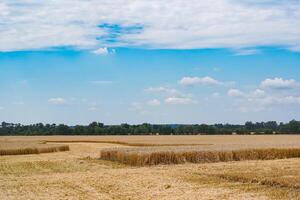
[0,1,300,125]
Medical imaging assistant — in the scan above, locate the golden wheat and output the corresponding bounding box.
[100,147,300,166]
[0,141,69,156]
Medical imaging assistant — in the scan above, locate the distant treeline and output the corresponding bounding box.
[0,120,300,135]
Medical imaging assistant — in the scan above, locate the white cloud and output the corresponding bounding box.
[255,96,300,106]
[227,89,245,97]
[92,47,115,55]
[260,77,298,89]
[251,89,266,98]
[0,106,4,110]
[165,97,197,105]
[179,76,222,86]
[147,99,161,106]
[230,87,300,112]
[92,47,109,55]
[145,86,179,95]
[233,48,261,56]
[281,96,300,104]
[48,97,67,105]
[1,1,300,52]
[236,95,300,112]
[0,2,9,16]
[228,88,265,98]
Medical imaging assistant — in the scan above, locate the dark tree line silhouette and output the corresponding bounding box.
[0,120,300,135]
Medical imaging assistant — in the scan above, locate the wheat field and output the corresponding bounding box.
[100,147,300,166]
[1,135,300,199]
[0,140,69,156]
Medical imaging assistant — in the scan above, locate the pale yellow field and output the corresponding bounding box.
[0,136,300,200]
[2,135,300,146]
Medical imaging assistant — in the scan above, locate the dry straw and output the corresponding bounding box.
[100,148,300,166]
[215,174,300,190]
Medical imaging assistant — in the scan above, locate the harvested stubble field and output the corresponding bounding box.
[1,135,300,200]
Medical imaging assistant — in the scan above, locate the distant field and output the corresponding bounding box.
[2,135,300,146]
[1,135,300,199]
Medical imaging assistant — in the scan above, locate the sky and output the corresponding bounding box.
[0,0,300,125]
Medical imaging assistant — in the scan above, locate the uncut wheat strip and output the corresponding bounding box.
[100,148,300,166]
[0,145,70,156]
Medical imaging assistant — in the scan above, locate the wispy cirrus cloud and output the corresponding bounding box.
[233,48,261,56]
[165,97,197,105]
[144,86,180,95]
